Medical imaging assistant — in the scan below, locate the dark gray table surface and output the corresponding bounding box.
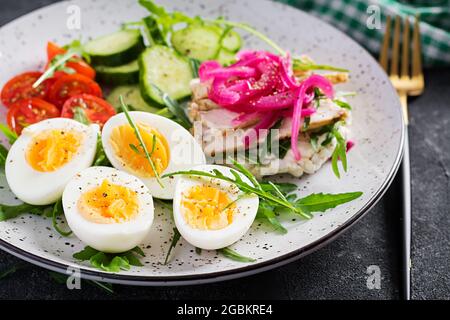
[0,0,449,300]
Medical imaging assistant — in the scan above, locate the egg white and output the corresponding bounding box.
[173,165,259,250]
[5,118,99,205]
[62,166,154,253]
[101,112,206,200]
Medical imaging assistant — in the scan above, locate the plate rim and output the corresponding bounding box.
[0,0,405,286]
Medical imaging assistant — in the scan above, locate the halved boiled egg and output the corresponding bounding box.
[62,166,154,253]
[5,118,99,205]
[101,112,206,200]
[173,165,259,250]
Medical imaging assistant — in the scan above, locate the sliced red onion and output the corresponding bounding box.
[346,140,355,152]
[199,61,221,82]
[243,112,279,147]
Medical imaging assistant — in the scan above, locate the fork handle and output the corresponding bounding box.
[399,90,411,300]
[401,126,411,300]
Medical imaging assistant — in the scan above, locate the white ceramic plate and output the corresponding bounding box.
[0,0,404,285]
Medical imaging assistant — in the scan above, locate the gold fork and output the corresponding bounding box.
[379,15,424,300]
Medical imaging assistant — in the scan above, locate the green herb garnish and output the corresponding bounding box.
[189,58,201,78]
[73,107,90,125]
[164,227,181,265]
[330,123,348,179]
[0,144,8,168]
[295,192,362,213]
[333,99,352,110]
[51,199,72,237]
[129,143,141,155]
[93,135,111,167]
[33,40,87,88]
[218,247,256,263]
[0,123,18,144]
[49,271,114,294]
[139,1,347,74]
[73,246,145,273]
[0,263,25,280]
[119,95,164,187]
[163,159,310,219]
[256,201,287,234]
[293,58,349,73]
[149,84,192,129]
[163,159,362,232]
[278,139,291,159]
[0,203,52,222]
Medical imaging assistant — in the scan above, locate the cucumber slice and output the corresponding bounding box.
[217,49,236,66]
[221,30,242,53]
[84,29,145,66]
[107,85,160,113]
[139,46,193,105]
[95,60,139,85]
[171,25,221,61]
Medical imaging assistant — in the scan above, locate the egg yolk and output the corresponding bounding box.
[26,129,82,172]
[110,123,170,177]
[78,179,139,224]
[181,185,236,230]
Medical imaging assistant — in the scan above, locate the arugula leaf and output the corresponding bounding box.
[139,0,194,42]
[73,246,145,273]
[302,117,311,131]
[0,123,18,144]
[120,96,164,187]
[0,203,52,222]
[33,40,87,88]
[149,84,192,129]
[139,0,168,18]
[331,124,348,178]
[256,201,287,234]
[162,159,311,219]
[0,144,8,168]
[261,182,297,195]
[211,18,285,55]
[73,246,99,260]
[73,107,90,125]
[189,58,201,78]
[49,271,114,294]
[139,0,348,76]
[295,192,363,213]
[164,227,181,265]
[274,139,291,159]
[129,143,141,155]
[154,198,173,211]
[331,146,341,178]
[93,135,111,167]
[131,246,146,257]
[293,58,349,73]
[218,247,256,263]
[310,134,319,151]
[333,99,352,110]
[52,199,72,237]
[0,264,23,280]
[48,271,69,284]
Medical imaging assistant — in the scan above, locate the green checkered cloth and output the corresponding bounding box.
[279,0,450,66]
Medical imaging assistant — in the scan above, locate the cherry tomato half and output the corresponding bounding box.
[7,98,60,134]
[1,72,52,108]
[48,73,102,108]
[46,42,96,79]
[61,94,116,127]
